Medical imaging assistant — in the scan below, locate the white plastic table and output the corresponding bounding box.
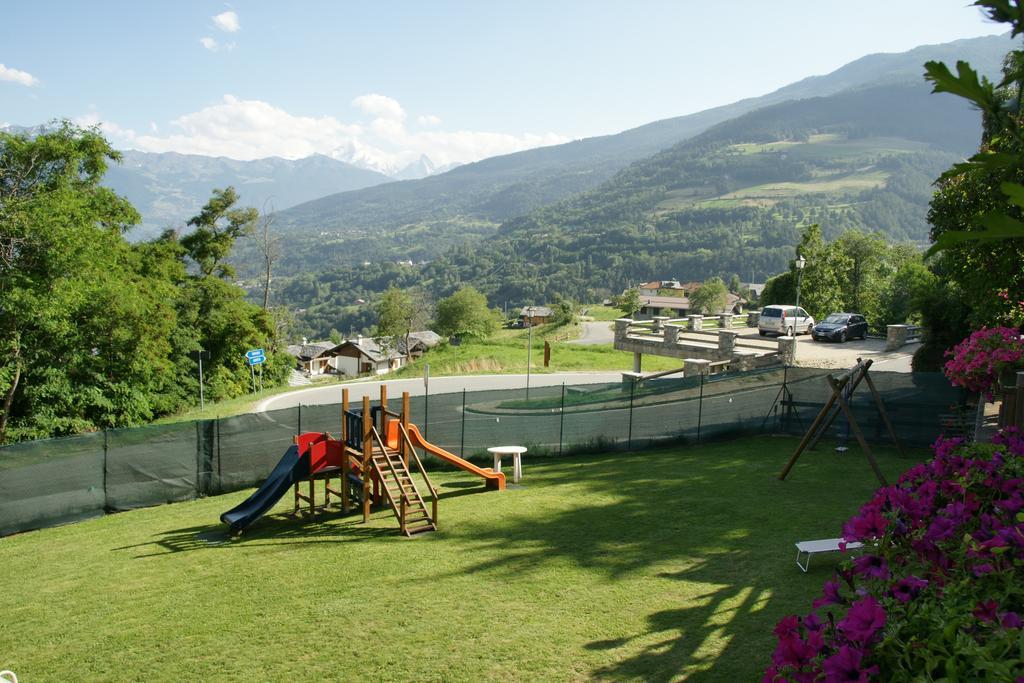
[487,446,526,484]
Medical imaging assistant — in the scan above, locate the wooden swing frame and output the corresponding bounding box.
[779,358,903,486]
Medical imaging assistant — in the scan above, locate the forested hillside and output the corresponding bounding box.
[259,33,1010,280]
[273,81,980,339]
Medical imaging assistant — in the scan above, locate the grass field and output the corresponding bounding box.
[0,437,919,681]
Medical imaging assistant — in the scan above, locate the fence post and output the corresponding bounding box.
[559,383,566,458]
[697,373,705,443]
[216,416,221,495]
[627,379,635,450]
[103,429,109,512]
[460,388,467,457]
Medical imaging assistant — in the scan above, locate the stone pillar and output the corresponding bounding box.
[652,315,669,333]
[747,311,760,328]
[621,371,643,388]
[683,358,711,377]
[778,335,797,366]
[885,324,908,351]
[664,323,681,345]
[633,352,642,373]
[718,329,738,354]
[688,315,704,331]
[733,349,758,372]
[614,318,632,341]
[718,313,734,329]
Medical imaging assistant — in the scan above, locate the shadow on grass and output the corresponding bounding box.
[432,441,906,681]
[112,506,395,558]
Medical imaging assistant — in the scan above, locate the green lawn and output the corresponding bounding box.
[0,437,919,681]
[387,323,681,380]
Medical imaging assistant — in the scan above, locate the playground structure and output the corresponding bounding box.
[221,386,505,536]
[778,358,903,485]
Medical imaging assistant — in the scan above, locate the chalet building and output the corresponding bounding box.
[519,306,554,327]
[285,341,337,375]
[627,279,746,319]
[286,331,442,377]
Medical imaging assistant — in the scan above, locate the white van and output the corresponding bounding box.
[758,305,814,337]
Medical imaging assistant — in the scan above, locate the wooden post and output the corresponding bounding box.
[402,392,411,467]
[827,374,887,486]
[341,388,349,443]
[341,387,350,514]
[362,395,372,523]
[807,359,869,451]
[779,383,843,480]
[863,371,904,458]
[380,384,388,434]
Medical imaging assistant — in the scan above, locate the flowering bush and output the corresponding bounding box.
[943,326,1024,399]
[765,430,1024,682]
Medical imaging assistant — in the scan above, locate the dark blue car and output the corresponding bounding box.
[812,313,868,343]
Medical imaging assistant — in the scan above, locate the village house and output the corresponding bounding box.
[286,331,442,377]
[629,279,746,319]
[519,306,554,327]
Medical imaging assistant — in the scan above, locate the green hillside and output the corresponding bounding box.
[272,81,978,339]
[261,33,1009,276]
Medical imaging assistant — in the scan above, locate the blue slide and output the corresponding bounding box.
[221,445,310,534]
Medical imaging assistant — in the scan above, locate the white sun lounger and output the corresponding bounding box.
[795,538,864,572]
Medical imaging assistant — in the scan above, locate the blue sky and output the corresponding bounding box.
[0,1,1007,171]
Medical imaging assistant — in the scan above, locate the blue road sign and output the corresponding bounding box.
[248,354,266,366]
[245,348,265,360]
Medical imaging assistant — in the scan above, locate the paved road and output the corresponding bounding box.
[257,372,624,411]
[568,321,615,345]
[258,332,919,412]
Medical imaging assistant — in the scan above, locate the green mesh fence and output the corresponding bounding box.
[0,369,966,536]
[0,432,105,536]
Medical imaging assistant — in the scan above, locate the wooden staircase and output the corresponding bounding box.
[370,446,436,537]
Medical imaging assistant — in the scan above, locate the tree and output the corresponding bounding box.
[434,286,499,340]
[0,123,173,440]
[180,186,257,278]
[256,200,281,310]
[615,287,641,317]
[376,286,432,363]
[689,277,729,315]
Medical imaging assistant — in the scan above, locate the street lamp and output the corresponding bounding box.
[794,254,806,316]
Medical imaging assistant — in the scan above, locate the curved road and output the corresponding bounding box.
[257,372,624,411]
[568,321,615,345]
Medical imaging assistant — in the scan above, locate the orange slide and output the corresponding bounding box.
[388,420,505,490]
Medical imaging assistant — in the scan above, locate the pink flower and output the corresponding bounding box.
[837,596,886,643]
[974,599,999,622]
[822,645,878,683]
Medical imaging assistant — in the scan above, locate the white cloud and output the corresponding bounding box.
[0,63,39,87]
[212,10,240,32]
[417,114,442,126]
[352,93,405,121]
[200,36,219,51]
[96,94,569,173]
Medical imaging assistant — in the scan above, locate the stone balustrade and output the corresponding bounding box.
[688,315,703,331]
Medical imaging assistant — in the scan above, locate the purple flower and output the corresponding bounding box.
[843,508,888,541]
[803,612,824,632]
[974,599,999,623]
[853,554,889,580]
[890,575,928,603]
[837,596,886,643]
[1001,612,1022,629]
[814,579,845,609]
[772,633,817,669]
[773,614,800,638]
[822,645,878,683]
[925,516,956,544]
